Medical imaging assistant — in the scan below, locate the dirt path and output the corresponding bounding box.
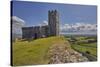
[47,41,88,64]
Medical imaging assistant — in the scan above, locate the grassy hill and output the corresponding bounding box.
[12,36,68,66]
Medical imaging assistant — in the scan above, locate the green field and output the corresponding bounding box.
[65,36,97,59]
[12,36,66,66]
[71,43,97,56]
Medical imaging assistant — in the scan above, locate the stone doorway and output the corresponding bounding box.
[34,33,38,39]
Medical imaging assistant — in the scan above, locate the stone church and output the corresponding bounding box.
[22,10,59,39]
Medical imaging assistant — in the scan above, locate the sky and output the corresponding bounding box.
[11,1,97,35]
[12,1,97,25]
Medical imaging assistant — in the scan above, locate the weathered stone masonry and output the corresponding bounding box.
[22,10,59,39]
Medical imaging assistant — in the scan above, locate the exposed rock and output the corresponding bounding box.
[48,43,88,64]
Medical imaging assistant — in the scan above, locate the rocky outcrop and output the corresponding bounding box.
[47,42,88,64]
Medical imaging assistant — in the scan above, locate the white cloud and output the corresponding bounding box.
[12,16,25,26]
[42,20,48,26]
[38,20,48,26]
[12,16,25,34]
[60,22,97,32]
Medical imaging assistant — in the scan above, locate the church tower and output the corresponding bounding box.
[48,10,59,36]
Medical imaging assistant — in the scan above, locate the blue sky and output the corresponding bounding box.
[12,1,97,26]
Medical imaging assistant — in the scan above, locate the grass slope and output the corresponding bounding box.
[12,36,67,66]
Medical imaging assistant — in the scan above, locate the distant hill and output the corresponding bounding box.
[60,30,97,36]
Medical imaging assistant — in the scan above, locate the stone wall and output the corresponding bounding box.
[22,26,41,39]
[40,25,49,37]
[22,10,60,39]
[22,25,49,39]
[48,10,59,36]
